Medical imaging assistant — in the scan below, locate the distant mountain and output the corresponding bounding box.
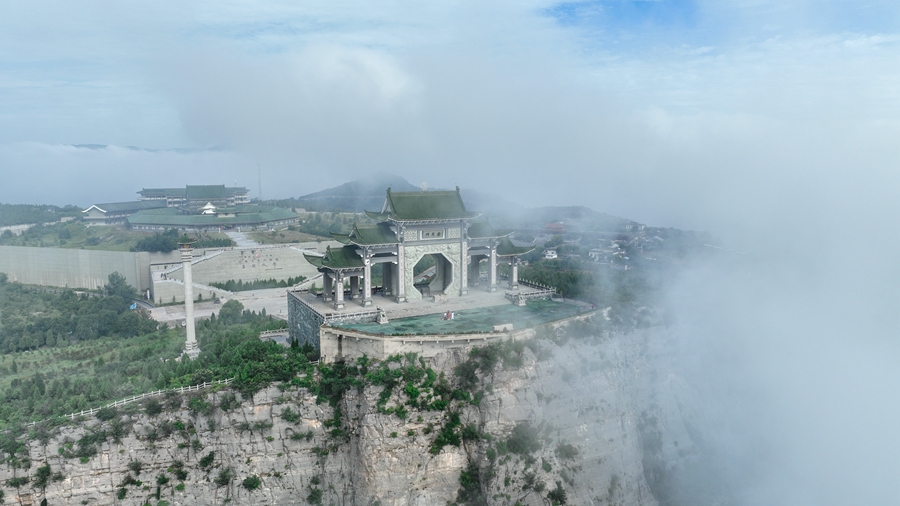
[294,173,420,212]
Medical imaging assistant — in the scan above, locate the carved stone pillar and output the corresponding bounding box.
[489,242,498,292]
[362,259,373,307]
[509,257,519,290]
[460,220,468,296]
[349,276,359,300]
[323,272,333,302]
[181,244,199,360]
[396,250,407,303]
[334,272,345,310]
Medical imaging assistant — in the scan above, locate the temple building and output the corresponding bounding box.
[303,187,533,310]
[138,185,250,209]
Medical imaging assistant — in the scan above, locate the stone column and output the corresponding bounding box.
[489,242,498,292]
[334,273,345,310]
[349,276,359,300]
[508,257,519,290]
[181,244,200,360]
[362,260,372,307]
[396,248,407,303]
[323,272,333,302]
[460,221,468,296]
[471,255,480,286]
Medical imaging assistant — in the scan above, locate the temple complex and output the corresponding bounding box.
[288,187,555,358]
[303,187,533,310]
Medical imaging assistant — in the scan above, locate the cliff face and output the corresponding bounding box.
[1,326,699,506]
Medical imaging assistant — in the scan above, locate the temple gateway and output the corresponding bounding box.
[304,187,533,309]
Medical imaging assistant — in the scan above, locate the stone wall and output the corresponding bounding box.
[288,292,325,348]
[319,311,598,363]
[0,246,151,292]
[163,246,321,287]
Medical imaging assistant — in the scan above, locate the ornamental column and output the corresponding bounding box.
[396,235,407,303]
[180,241,200,360]
[334,272,345,310]
[362,253,373,307]
[459,220,468,296]
[508,257,519,290]
[489,240,498,292]
[323,272,333,302]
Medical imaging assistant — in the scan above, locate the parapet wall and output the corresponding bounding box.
[318,311,598,363]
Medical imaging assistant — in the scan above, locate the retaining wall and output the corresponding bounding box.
[0,245,151,292]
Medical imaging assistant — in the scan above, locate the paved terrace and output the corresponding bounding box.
[291,285,548,322]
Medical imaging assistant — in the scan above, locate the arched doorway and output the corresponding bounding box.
[412,253,453,298]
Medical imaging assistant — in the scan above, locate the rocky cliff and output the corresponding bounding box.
[1,323,699,506]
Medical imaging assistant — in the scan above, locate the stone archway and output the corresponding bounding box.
[412,253,454,298]
[402,243,462,302]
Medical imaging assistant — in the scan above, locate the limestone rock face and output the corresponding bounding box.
[1,327,698,505]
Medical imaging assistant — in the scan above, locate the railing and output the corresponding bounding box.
[24,378,233,427]
[517,279,555,291]
[291,273,323,291]
[323,309,379,323]
[259,329,289,338]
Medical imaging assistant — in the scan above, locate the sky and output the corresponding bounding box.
[2,2,900,504]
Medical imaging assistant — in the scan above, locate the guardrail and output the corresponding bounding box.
[323,308,379,323]
[24,378,233,427]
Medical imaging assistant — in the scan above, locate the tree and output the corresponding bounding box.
[217,300,244,325]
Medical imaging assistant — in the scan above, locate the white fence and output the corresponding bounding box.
[25,378,233,427]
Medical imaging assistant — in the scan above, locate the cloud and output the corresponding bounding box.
[1,2,900,503]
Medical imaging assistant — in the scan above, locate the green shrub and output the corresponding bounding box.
[547,481,567,505]
[199,452,215,469]
[214,467,233,487]
[555,443,579,460]
[306,488,323,505]
[95,406,118,422]
[242,475,262,491]
[6,476,29,488]
[506,422,542,455]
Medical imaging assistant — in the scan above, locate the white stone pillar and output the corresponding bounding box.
[460,221,468,296]
[396,249,406,303]
[489,243,498,292]
[323,273,333,302]
[181,244,200,360]
[334,273,345,310]
[509,257,519,290]
[362,259,373,307]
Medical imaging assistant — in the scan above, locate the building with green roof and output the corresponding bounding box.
[138,185,250,209]
[127,205,297,232]
[82,200,167,225]
[302,187,533,310]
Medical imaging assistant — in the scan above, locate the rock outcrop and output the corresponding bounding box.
[1,325,699,505]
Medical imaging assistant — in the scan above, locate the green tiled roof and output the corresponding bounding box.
[127,205,296,227]
[497,237,535,257]
[332,222,399,245]
[186,185,229,200]
[139,188,186,198]
[85,201,166,213]
[304,246,364,270]
[371,187,479,221]
[467,221,511,239]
